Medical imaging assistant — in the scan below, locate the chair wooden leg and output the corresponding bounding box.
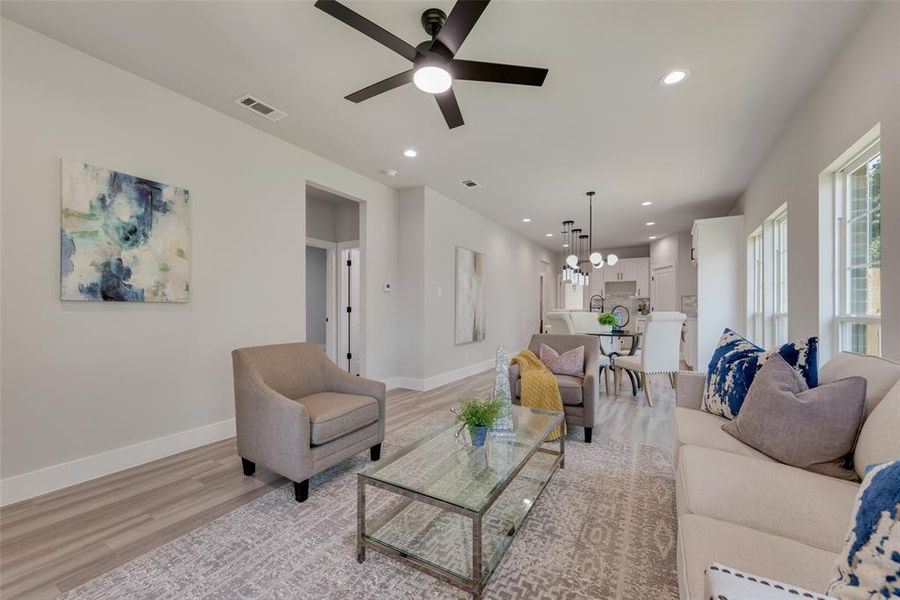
[642,373,654,407]
[584,427,592,444]
[603,367,610,394]
[669,373,677,388]
[241,458,255,476]
[294,479,309,503]
[370,443,382,461]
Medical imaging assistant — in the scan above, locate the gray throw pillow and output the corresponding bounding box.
[722,354,866,481]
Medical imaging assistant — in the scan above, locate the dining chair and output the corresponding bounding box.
[567,311,612,394]
[612,311,686,406]
[544,310,575,334]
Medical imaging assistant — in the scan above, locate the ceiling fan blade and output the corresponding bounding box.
[434,0,490,56]
[345,70,414,103]
[452,59,548,86]
[314,0,418,62]
[435,88,464,129]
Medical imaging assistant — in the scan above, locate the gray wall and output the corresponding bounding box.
[733,2,899,360]
[306,191,359,243]
[397,186,558,381]
[305,246,327,345]
[0,21,400,498]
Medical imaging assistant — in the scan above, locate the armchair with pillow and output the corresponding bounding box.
[509,334,603,443]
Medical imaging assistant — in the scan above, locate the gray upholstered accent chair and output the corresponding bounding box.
[232,342,385,502]
[508,334,602,443]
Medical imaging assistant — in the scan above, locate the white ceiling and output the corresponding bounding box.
[2,1,869,250]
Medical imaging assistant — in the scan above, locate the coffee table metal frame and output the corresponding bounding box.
[356,408,565,599]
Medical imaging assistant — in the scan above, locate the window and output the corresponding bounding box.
[772,208,789,345]
[745,204,788,348]
[747,228,764,345]
[836,142,881,355]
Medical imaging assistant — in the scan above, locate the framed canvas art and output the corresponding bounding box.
[60,160,190,302]
[455,246,486,344]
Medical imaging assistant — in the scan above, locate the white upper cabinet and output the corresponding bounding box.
[601,257,650,296]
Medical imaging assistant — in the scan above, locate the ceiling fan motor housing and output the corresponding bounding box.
[421,8,447,38]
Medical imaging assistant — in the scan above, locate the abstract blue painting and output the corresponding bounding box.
[60,160,190,302]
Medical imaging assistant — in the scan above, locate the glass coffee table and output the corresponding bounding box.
[357,405,565,598]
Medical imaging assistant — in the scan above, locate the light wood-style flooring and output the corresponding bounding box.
[0,370,674,599]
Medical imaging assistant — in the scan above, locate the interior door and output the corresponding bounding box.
[651,265,677,311]
[339,247,361,374]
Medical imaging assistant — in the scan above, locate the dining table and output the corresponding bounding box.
[588,330,643,396]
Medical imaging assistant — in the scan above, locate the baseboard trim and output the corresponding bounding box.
[0,418,236,507]
[386,358,495,392]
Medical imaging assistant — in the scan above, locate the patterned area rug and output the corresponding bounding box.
[64,415,678,599]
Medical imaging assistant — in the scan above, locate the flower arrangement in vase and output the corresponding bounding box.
[597,312,617,334]
[455,396,505,447]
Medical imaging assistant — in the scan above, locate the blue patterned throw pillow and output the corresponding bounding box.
[827,460,900,599]
[701,329,818,419]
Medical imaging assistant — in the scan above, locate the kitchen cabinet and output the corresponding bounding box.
[635,259,650,298]
[601,257,650,297]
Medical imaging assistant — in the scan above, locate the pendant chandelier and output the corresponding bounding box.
[561,191,618,284]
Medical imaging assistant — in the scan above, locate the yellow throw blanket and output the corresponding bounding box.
[512,349,565,441]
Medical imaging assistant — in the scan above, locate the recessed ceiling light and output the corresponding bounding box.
[646,222,656,226]
[660,70,689,85]
[563,243,569,248]
[522,218,532,223]
[641,201,653,206]
[545,233,553,237]
[649,235,658,240]
[403,149,417,158]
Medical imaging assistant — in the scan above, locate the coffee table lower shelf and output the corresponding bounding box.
[357,442,564,599]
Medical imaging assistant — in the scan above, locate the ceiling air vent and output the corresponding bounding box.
[234,94,287,122]
[460,179,481,189]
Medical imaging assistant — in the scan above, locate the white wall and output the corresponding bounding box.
[0,20,399,502]
[733,2,900,360]
[395,187,557,387]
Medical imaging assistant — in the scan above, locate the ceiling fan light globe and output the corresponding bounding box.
[565,254,579,269]
[607,254,619,266]
[413,66,452,94]
[589,252,603,268]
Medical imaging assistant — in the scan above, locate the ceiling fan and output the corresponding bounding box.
[314,0,549,129]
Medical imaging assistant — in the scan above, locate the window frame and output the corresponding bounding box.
[834,140,881,356]
[771,207,789,346]
[746,227,764,346]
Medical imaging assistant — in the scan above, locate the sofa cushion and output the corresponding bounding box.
[854,380,900,479]
[678,514,838,600]
[722,355,866,481]
[555,374,584,406]
[515,375,583,406]
[676,445,859,553]
[703,329,818,420]
[299,392,379,445]
[826,460,900,599]
[673,407,774,464]
[820,352,900,417]
[539,343,584,377]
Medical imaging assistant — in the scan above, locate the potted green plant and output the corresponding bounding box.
[597,312,617,334]
[456,396,505,447]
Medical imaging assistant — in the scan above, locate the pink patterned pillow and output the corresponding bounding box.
[539,343,584,377]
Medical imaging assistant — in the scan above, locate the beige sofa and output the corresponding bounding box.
[673,352,900,600]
